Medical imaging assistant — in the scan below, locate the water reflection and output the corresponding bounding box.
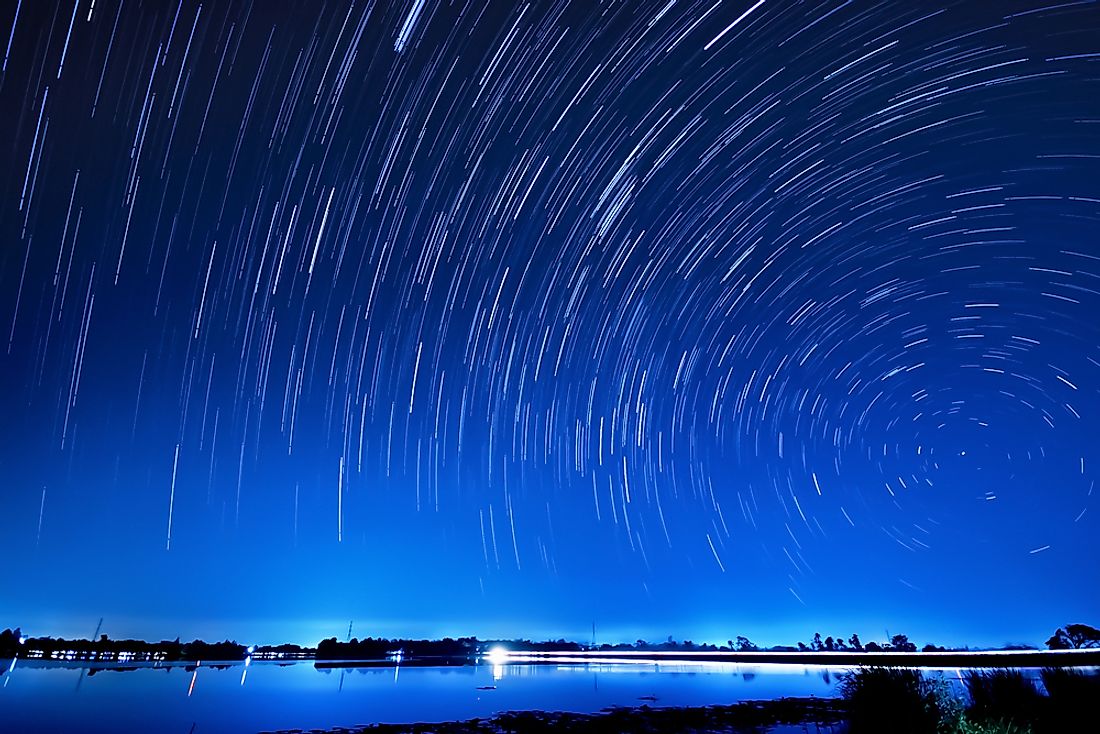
[0,657,849,734]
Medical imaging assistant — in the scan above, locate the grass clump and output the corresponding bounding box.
[1038,667,1100,733]
[839,667,951,733]
[953,716,1032,734]
[963,669,1043,726]
[839,665,1099,734]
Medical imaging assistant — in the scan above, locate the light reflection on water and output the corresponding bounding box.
[0,657,846,733]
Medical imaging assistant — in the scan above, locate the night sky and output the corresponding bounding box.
[1,0,1098,649]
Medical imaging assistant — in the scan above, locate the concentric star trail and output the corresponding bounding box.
[1,0,1098,642]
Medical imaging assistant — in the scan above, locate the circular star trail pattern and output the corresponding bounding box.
[1,0,1099,630]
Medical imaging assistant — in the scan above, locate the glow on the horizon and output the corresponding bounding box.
[486,646,509,666]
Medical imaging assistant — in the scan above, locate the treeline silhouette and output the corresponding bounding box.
[4,623,1098,663]
[312,633,938,659]
[316,636,478,659]
[0,628,247,661]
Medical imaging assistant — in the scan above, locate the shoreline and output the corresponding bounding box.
[5,647,1100,671]
[262,697,848,734]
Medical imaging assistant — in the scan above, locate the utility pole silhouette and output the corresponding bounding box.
[76,618,104,693]
[339,620,354,694]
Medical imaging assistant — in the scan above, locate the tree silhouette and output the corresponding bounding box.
[848,634,863,651]
[889,634,916,652]
[735,636,757,652]
[1046,624,1100,650]
[0,628,20,657]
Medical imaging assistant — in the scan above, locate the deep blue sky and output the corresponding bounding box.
[1,0,1098,650]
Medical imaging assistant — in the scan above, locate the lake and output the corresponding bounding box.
[0,656,858,733]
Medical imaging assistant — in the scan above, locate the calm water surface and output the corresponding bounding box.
[0,658,849,733]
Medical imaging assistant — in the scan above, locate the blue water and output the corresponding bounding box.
[0,658,847,733]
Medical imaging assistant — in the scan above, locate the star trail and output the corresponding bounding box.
[1,0,1098,646]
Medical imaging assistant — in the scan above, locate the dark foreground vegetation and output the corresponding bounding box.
[841,666,1099,734]
[274,667,1099,734]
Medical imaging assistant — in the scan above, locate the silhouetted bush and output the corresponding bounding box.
[964,669,1043,726]
[839,667,951,734]
[840,667,1095,734]
[1039,667,1100,733]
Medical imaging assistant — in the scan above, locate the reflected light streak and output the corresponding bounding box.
[487,648,1100,659]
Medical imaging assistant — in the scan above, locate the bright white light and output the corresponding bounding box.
[486,646,509,665]
[246,645,255,654]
